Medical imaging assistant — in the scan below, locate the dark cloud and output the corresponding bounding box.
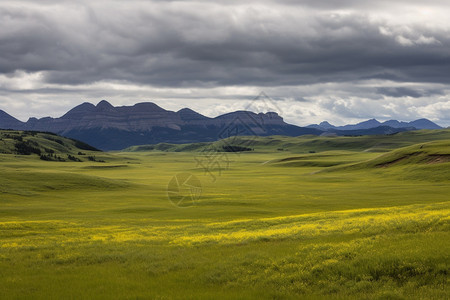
[0,0,449,126]
[376,87,445,98]
[1,1,449,88]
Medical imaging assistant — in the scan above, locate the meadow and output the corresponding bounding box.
[0,130,449,299]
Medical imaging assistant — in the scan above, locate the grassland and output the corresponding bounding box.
[124,129,450,153]
[0,130,449,299]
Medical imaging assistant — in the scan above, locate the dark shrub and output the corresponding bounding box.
[67,154,82,162]
[15,141,41,155]
[73,140,100,151]
[221,145,253,152]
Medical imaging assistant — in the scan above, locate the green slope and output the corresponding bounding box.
[0,130,135,200]
[0,133,449,298]
[356,139,450,168]
[0,130,103,162]
[0,148,448,299]
[124,129,450,153]
[310,140,450,182]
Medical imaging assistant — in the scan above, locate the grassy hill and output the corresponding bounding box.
[0,129,449,298]
[0,130,104,162]
[267,139,450,183]
[320,139,450,182]
[269,139,450,167]
[354,139,450,168]
[124,129,450,153]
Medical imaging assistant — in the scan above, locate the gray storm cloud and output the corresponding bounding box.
[0,0,449,126]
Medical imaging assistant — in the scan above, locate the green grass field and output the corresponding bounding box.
[0,130,449,299]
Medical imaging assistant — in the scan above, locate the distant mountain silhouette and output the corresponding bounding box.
[0,110,23,129]
[408,119,442,130]
[0,101,442,150]
[308,118,441,131]
[0,101,321,150]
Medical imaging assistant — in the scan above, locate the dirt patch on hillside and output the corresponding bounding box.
[278,156,308,162]
[375,153,421,168]
[83,165,129,169]
[426,154,450,164]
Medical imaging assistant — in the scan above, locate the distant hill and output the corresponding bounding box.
[362,140,450,168]
[124,129,450,153]
[0,130,101,162]
[308,118,442,131]
[318,139,450,181]
[0,100,441,150]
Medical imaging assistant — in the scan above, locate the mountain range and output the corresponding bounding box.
[0,100,442,150]
[307,118,441,131]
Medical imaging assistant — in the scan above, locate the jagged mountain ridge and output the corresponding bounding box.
[0,100,442,150]
[0,110,23,129]
[0,100,319,150]
[308,118,441,131]
[22,100,287,133]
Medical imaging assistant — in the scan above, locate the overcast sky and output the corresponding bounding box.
[1,0,449,126]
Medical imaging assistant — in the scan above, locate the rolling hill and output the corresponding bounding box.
[0,130,101,162]
[124,129,450,153]
[356,140,450,168]
[333,139,450,179]
[1,128,448,299]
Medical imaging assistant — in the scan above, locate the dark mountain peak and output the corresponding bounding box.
[0,110,24,129]
[338,118,381,130]
[306,121,333,130]
[177,108,208,121]
[178,108,195,114]
[319,121,335,129]
[223,110,282,120]
[383,119,401,125]
[26,116,54,125]
[79,102,96,107]
[260,112,284,122]
[365,118,380,124]
[412,118,435,123]
[265,111,280,118]
[96,100,114,111]
[214,111,257,124]
[310,118,442,131]
[361,119,381,127]
[61,102,96,119]
[214,110,285,127]
[66,102,95,114]
[131,102,166,112]
[226,110,256,116]
[0,109,20,121]
[78,102,96,110]
[409,118,442,129]
[381,120,410,128]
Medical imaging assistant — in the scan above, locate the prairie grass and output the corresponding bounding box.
[0,138,449,299]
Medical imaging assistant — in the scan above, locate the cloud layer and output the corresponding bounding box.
[0,0,449,126]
